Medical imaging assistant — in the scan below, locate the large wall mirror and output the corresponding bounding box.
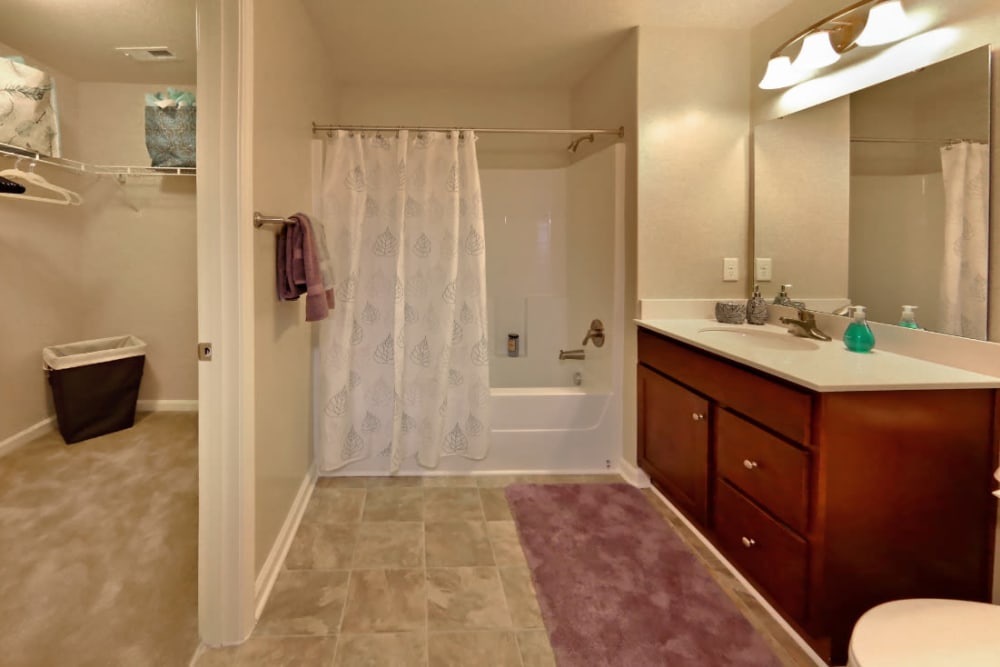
[753,45,991,340]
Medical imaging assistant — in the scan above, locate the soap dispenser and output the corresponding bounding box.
[773,284,792,306]
[747,285,768,325]
[898,305,920,329]
[843,305,876,353]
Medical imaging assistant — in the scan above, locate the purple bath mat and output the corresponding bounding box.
[505,483,782,667]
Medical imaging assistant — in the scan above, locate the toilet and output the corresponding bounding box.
[847,598,1000,666]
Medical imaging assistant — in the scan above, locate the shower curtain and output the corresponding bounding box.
[939,141,989,339]
[317,130,491,472]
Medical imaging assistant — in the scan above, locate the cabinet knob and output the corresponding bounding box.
[741,536,756,548]
[691,413,706,421]
[743,459,759,470]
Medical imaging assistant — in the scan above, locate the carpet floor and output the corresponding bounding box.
[0,412,199,666]
[506,483,783,667]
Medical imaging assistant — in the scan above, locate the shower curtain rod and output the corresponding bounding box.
[851,136,984,144]
[311,122,625,138]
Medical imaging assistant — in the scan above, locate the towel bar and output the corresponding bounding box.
[254,211,294,228]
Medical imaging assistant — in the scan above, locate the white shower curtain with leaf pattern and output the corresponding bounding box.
[317,130,491,472]
[939,141,989,339]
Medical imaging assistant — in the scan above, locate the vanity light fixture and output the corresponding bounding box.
[758,0,913,90]
[793,30,842,70]
[759,55,800,90]
[854,0,910,46]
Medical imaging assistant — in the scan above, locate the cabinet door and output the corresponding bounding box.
[638,365,710,524]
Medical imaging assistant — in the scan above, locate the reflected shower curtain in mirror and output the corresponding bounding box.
[317,130,490,472]
[939,141,989,339]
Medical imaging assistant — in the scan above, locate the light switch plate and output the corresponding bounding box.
[755,258,773,282]
[723,257,739,282]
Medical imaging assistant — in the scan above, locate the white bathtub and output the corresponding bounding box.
[322,386,619,475]
[483,386,617,473]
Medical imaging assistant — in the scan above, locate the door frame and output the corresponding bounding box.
[195,0,256,645]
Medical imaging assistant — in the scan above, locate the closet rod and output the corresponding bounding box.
[254,211,295,228]
[311,122,625,138]
[0,142,195,176]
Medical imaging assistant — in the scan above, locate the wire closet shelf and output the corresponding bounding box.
[0,142,195,177]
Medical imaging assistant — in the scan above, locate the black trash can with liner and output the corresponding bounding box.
[42,335,147,444]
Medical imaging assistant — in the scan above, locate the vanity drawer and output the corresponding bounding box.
[714,480,808,623]
[638,329,811,443]
[716,409,810,533]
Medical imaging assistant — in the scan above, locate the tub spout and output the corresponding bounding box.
[559,348,586,360]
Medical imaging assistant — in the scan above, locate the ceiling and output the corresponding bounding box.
[302,0,797,87]
[0,0,196,84]
[0,0,794,87]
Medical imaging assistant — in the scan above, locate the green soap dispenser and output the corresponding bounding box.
[843,305,876,353]
[898,305,920,329]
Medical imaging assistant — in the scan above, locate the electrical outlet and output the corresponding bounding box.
[754,257,773,282]
[723,257,739,282]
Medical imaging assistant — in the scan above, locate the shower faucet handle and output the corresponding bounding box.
[581,319,605,347]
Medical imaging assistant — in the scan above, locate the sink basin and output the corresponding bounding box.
[697,327,821,351]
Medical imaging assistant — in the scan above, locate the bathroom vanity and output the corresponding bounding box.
[636,321,999,665]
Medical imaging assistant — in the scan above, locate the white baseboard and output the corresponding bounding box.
[0,417,55,458]
[617,457,651,488]
[136,399,199,412]
[254,466,318,620]
[648,487,827,666]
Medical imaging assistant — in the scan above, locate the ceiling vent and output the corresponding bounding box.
[115,47,177,62]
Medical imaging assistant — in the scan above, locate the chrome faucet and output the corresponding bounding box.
[779,308,832,341]
[559,349,586,360]
[581,319,605,347]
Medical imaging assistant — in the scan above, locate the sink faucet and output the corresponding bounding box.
[779,308,832,341]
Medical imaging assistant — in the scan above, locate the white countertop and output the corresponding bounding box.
[637,319,1000,392]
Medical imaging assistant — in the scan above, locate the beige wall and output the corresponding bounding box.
[570,31,639,465]
[0,44,196,442]
[74,83,198,407]
[636,27,751,301]
[252,0,339,575]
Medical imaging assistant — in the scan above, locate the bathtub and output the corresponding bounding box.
[331,385,620,475]
[484,386,617,473]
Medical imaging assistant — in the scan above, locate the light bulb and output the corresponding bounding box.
[758,56,799,90]
[855,0,910,46]
[793,31,841,71]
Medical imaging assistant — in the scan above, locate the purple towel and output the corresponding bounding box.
[276,221,301,301]
[290,213,335,321]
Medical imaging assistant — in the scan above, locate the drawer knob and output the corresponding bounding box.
[743,459,759,470]
[741,536,756,548]
[691,413,706,421]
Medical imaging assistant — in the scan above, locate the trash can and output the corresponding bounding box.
[42,335,147,444]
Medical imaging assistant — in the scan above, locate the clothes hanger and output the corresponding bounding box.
[0,159,83,205]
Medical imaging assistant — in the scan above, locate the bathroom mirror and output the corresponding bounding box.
[753,45,992,340]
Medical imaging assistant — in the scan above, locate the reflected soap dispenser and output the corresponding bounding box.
[843,305,876,353]
[747,285,768,325]
[898,305,920,329]
[773,284,792,306]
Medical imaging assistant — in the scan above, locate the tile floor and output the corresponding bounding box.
[195,475,818,667]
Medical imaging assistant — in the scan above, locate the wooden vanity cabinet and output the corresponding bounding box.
[637,366,711,524]
[637,328,998,665]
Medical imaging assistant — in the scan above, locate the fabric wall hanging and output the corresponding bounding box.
[0,57,61,157]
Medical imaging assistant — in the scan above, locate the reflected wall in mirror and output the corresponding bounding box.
[753,45,991,340]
